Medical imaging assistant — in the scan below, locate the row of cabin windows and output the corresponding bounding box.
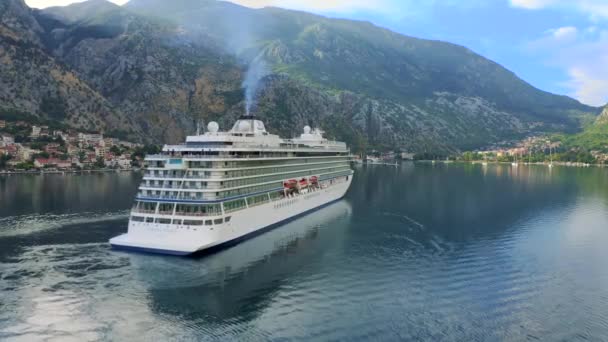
[132,216,230,225]
[227,157,346,169]
[142,180,208,189]
[219,182,282,199]
[134,202,222,215]
[224,161,347,178]
[221,166,351,189]
[146,156,344,171]
[176,157,344,170]
[136,189,285,216]
[145,158,345,175]
[137,170,350,201]
[143,163,346,183]
[144,170,213,178]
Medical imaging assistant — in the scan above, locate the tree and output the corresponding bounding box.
[33,152,50,159]
[94,157,105,169]
[15,162,34,170]
[133,145,161,159]
[30,142,44,150]
[0,154,11,169]
[110,145,121,156]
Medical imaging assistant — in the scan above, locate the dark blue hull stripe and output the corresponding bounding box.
[110,195,346,257]
[110,244,191,256]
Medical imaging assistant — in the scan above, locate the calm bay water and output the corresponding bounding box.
[1,164,608,341]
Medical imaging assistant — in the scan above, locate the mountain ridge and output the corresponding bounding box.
[0,0,601,152]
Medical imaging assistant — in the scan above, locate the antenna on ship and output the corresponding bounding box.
[195,119,205,135]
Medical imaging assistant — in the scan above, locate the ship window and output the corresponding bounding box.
[145,217,154,223]
[159,203,174,213]
[172,219,182,225]
[155,218,171,224]
[131,216,145,222]
[214,218,223,225]
[183,220,203,226]
[224,216,231,223]
[224,198,246,213]
[205,220,213,226]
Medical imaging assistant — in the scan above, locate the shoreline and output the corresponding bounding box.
[0,168,142,175]
[417,160,607,167]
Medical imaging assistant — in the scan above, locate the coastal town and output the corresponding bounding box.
[0,119,152,172]
[459,136,608,165]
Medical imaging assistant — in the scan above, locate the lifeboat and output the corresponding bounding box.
[299,178,308,187]
[310,176,319,184]
[283,179,297,188]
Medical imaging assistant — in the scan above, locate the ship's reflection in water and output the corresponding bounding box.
[129,200,353,321]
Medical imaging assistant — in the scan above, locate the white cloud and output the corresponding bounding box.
[510,0,608,19]
[549,26,578,40]
[566,67,608,106]
[527,26,578,50]
[528,27,608,106]
[509,0,556,10]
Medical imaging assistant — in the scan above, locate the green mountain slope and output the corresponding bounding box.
[560,106,608,152]
[0,0,601,152]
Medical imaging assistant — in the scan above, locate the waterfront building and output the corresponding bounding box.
[1,134,14,144]
[31,125,49,138]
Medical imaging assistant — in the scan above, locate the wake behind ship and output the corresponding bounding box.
[109,116,354,255]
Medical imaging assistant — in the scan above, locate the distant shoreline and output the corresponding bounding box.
[417,160,607,167]
[0,168,142,175]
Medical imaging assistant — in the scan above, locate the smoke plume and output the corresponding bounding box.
[242,55,268,116]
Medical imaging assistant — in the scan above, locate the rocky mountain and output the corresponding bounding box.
[0,0,134,135]
[0,0,601,152]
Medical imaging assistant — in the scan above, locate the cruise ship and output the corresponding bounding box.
[109,115,354,255]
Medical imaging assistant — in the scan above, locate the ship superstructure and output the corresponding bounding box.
[109,116,353,255]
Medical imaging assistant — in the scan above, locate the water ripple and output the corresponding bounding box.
[0,211,129,237]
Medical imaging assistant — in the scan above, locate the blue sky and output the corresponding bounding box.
[25,0,608,107]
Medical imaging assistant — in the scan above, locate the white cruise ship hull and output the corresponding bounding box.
[110,176,352,256]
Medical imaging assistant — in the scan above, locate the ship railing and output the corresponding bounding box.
[174,212,215,217]
[132,209,155,214]
[167,185,183,189]
[147,151,346,160]
[144,174,188,179]
[224,207,243,214]
[182,185,205,189]
[138,195,205,201]
[184,175,207,179]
